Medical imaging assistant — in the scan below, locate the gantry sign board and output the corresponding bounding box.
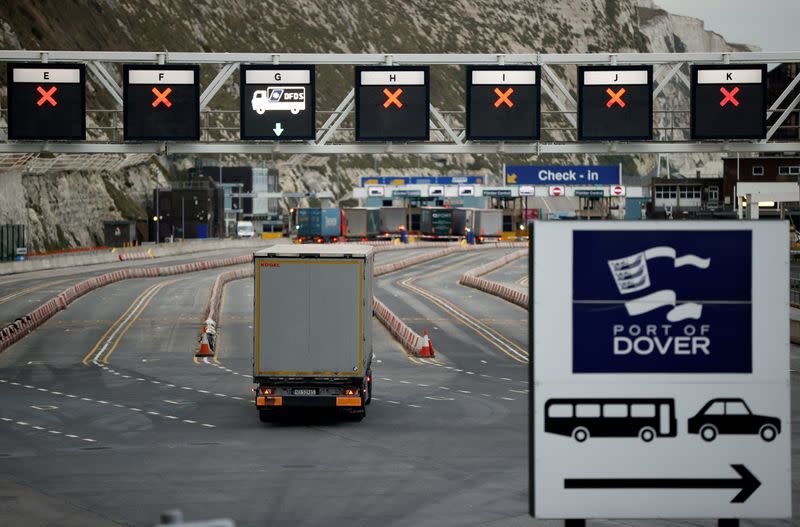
[466,66,540,140]
[7,63,85,140]
[531,222,790,519]
[578,66,653,141]
[691,65,767,140]
[355,66,429,141]
[240,65,315,140]
[123,65,200,140]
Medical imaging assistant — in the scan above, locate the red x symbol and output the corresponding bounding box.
[151,87,172,108]
[383,88,403,109]
[606,87,626,108]
[720,86,740,107]
[36,86,57,107]
[493,87,514,108]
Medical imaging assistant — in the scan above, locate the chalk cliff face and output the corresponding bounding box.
[0,0,754,250]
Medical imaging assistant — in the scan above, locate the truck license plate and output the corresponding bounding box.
[293,388,317,395]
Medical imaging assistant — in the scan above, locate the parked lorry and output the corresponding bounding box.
[253,244,374,421]
[420,207,454,238]
[295,208,342,243]
[452,208,503,242]
[378,207,408,237]
[343,208,380,239]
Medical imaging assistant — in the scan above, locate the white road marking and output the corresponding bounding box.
[198,390,210,394]
[51,391,62,395]
[425,396,454,401]
[36,388,47,392]
[399,381,411,384]
[82,438,96,443]
[65,434,78,438]
[32,426,45,430]
[387,400,400,404]
[481,394,491,397]
[439,386,450,390]
[501,397,515,401]
[0,417,11,421]
[417,384,429,387]
[500,377,511,381]
[480,360,487,364]
[15,421,28,425]
[48,430,61,435]
[130,408,142,412]
[215,393,227,397]
[458,390,471,394]
[201,423,215,428]
[66,394,77,398]
[183,420,196,424]
[23,385,34,389]
[80,397,92,401]
[165,415,178,420]
[147,411,160,415]
[466,371,475,375]
[408,404,422,408]
[381,377,392,381]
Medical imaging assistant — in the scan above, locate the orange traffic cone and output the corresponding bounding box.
[419,328,435,358]
[196,331,213,357]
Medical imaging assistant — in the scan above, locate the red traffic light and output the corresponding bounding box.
[36,86,57,107]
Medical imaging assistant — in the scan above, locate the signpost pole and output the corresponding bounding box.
[528,220,535,517]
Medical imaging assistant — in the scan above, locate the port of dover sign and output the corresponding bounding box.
[530,221,790,519]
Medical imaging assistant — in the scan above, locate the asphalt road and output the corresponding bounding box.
[0,247,797,526]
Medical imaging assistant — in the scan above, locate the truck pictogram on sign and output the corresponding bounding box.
[251,87,306,115]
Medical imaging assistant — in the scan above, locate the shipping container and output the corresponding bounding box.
[343,208,380,239]
[253,244,374,421]
[420,208,454,238]
[296,208,342,242]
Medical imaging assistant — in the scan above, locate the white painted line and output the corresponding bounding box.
[510,389,528,394]
[97,400,109,404]
[480,360,487,364]
[82,438,96,443]
[500,377,512,381]
[182,387,192,390]
[66,394,77,398]
[439,386,450,390]
[387,400,400,404]
[146,411,160,415]
[65,434,78,438]
[183,419,197,424]
[51,391,62,395]
[151,381,161,384]
[198,390,210,394]
[130,408,142,412]
[36,388,47,392]
[10,382,20,386]
[112,372,120,375]
[399,381,411,384]
[466,371,475,375]
[458,390,471,394]
[32,426,45,430]
[122,375,131,379]
[501,397,515,401]
[15,421,27,426]
[408,404,422,408]
[166,384,175,388]
[201,423,215,428]
[482,394,492,397]
[0,380,6,383]
[232,397,244,401]
[455,369,464,372]
[417,384,429,387]
[381,377,392,381]
[480,374,490,378]
[165,415,178,420]
[215,393,227,397]
[136,378,145,381]
[113,404,124,408]
[80,397,92,401]
[0,417,11,421]
[48,430,61,435]
[23,385,34,389]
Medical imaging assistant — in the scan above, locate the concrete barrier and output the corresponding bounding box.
[372,297,424,355]
[458,249,528,309]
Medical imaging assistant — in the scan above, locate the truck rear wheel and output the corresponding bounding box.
[259,409,275,423]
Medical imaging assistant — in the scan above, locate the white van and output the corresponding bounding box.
[236,221,256,238]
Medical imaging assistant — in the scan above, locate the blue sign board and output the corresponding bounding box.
[572,230,752,374]
[505,165,620,186]
[360,175,484,186]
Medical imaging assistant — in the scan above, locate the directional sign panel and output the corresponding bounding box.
[240,65,315,140]
[531,222,790,519]
[691,65,767,140]
[466,66,540,140]
[123,65,200,141]
[578,66,653,141]
[355,66,429,141]
[7,63,85,140]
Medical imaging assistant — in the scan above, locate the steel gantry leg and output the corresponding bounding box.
[199,62,239,110]
[87,61,123,108]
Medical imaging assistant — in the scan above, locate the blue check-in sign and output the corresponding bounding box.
[505,165,620,186]
[572,230,752,374]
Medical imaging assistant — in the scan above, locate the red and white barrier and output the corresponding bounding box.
[0,254,254,354]
[458,249,529,309]
[372,297,426,356]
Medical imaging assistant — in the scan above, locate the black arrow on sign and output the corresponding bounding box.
[564,464,760,503]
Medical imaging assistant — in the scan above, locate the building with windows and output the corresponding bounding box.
[649,177,725,219]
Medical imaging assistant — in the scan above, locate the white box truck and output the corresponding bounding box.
[253,244,374,421]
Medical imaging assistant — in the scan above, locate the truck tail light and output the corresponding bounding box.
[260,387,274,395]
[343,388,358,396]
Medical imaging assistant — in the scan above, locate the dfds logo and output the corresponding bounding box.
[572,230,752,374]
